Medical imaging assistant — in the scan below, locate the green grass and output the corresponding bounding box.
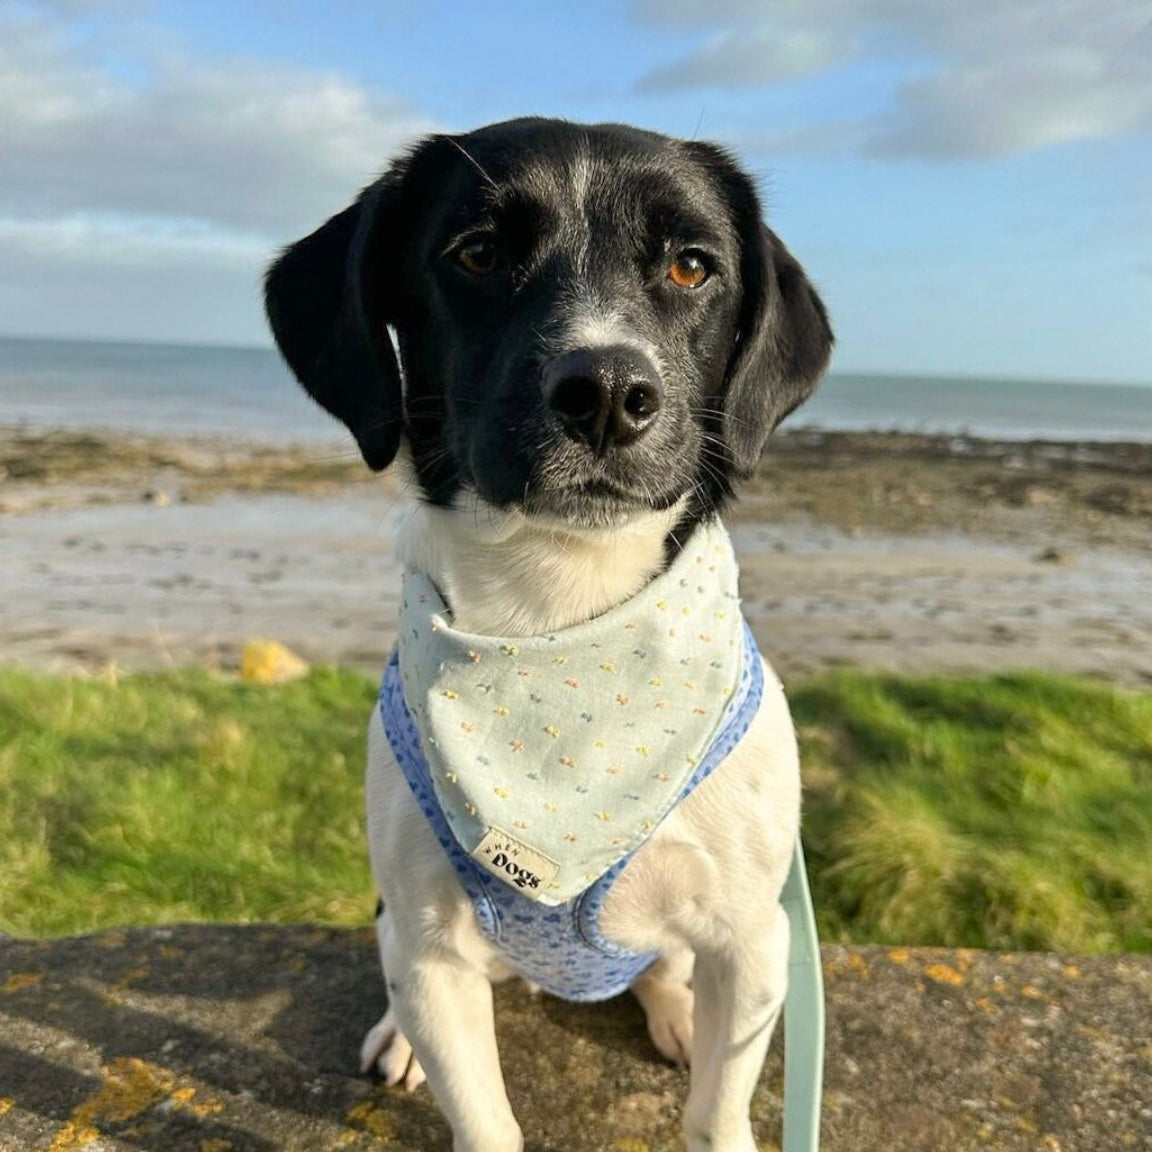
[0,666,377,936]
[1,665,1149,952]
[792,670,1152,953]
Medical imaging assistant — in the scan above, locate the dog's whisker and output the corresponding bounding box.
[440,135,498,189]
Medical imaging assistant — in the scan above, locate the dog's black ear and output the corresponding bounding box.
[722,222,833,476]
[264,182,402,471]
[685,140,834,477]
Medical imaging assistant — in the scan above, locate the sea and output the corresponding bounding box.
[1,335,1149,444]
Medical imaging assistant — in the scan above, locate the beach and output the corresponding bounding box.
[2,425,1149,684]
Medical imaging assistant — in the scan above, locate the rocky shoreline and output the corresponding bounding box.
[2,426,1149,682]
[4,425,1152,543]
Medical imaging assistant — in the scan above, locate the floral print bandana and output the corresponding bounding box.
[396,518,748,905]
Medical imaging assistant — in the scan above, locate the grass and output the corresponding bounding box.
[792,670,1152,953]
[1,665,1149,952]
[0,666,377,936]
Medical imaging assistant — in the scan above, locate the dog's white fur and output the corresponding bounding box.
[360,489,800,1152]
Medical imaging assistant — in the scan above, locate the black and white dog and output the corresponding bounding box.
[266,117,831,1152]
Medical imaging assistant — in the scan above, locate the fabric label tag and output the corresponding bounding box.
[473,827,560,898]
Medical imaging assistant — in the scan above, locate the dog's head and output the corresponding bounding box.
[265,118,832,530]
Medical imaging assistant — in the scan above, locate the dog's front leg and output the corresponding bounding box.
[365,725,523,1152]
[683,903,790,1152]
[381,928,523,1152]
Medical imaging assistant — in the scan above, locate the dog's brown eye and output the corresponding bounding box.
[455,239,500,276]
[668,250,710,289]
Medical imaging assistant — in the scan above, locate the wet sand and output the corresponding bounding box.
[2,427,1149,683]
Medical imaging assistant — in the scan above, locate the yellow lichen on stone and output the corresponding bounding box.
[0,1098,14,1118]
[343,1097,396,1141]
[48,1057,176,1151]
[1,972,42,994]
[823,952,871,981]
[113,965,150,991]
[44,1120,100,1152]
[240,639,309,684]
[171,1085,223,1118]
[45,1057,223,1151]
[923,963,965,986]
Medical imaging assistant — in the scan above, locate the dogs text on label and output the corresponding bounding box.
[473,827,560,895]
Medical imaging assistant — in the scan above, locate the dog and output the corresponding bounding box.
[265,117,832,1152]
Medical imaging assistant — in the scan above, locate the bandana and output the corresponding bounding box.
[394,519,748,905]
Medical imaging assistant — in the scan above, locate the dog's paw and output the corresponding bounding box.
[642,982,694,1068]
[359,1007,427,1090]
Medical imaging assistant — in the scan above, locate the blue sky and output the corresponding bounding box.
[1,0,1150,385]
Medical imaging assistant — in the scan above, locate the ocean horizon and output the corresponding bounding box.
[1,333,1149,445]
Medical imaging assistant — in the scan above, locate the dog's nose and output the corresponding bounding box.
[542,347,663,454]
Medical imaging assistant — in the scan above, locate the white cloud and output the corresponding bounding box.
[637,26,851,91]
[0,214,270,267]
[0,1,439,341]
[0,5,437,239]
[635,0,1152,158]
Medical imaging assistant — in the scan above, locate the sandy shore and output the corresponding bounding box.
[2,426,1149,684]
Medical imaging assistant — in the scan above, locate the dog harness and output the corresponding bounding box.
[379,519,766,1001]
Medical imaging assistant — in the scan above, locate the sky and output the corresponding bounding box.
[1,0,1150,385]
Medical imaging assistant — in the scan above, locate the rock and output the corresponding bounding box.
[240,639,310,684]
[0,928,1148,1152]
[1087,484,1133,515]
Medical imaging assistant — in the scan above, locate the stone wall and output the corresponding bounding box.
[1,926,1148,1151]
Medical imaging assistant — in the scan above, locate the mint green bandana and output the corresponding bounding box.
[397,519,747,905]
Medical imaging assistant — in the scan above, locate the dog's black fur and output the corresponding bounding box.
[266,117,832,538]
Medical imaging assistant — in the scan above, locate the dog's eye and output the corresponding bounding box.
[455,238,501,276]
[667,250,711,289]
